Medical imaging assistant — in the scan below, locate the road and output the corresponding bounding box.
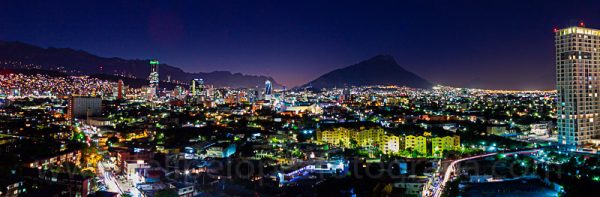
[98,161,122,194]
[431,149,540,197]
[98,161,143,196]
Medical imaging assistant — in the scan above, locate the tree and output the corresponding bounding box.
[441,178,461,197]
[107,136,119,146]
[411,149,419,158]
[82,144,101,169]
[350,139,358,149]
[155,188,178,197]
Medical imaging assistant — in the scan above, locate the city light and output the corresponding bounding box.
[0,2,599,197]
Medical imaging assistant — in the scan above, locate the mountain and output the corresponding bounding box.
[303,55,431,89]
[0,40,280,88]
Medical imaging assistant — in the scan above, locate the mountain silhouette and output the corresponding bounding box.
[304,55,431,89]
[0,40,280,88]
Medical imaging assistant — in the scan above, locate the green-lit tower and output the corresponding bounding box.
[149,60,160,88]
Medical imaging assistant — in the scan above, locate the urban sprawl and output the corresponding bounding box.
[1,26,600,197]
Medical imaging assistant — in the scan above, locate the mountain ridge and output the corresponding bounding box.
[0,40,281,88]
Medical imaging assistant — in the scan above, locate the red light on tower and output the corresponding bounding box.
[553,27,558,33]
[579,21,585,27]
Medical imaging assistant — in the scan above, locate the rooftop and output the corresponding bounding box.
[556,26,600,36]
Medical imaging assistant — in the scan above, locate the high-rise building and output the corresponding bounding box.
[191,78,204,97]
[556,26,600,147]
[149,60,159,89]
[264,80,272,100]
[173,85,185,99]
[111,79,126,100]
[117,79,124,100]
[68,96,102,120]
[342,87,351,101]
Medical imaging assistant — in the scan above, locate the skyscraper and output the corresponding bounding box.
[117,79,124,100]
[149,60,160,89]
[556,26,600,148]
[264,80,272,100]
[191,78,204,97]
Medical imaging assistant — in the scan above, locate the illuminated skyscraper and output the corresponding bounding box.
[149,60,160,89]
[556,25,600,147]
[264,80,272,100]
[191,78,204,97]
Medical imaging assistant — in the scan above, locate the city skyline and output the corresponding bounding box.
[2,2,600,197]
[2,0,600,89]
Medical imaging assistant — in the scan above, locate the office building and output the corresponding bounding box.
[148,60,159,90]
[68,96,102,120]
[191,78,204,97]
[264,80,272,100]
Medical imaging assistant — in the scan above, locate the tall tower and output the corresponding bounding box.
[191,78,204,97]
[264,80,272,100]
[117,79,124,100]
[149,60,160,89]
[556,26,600,148]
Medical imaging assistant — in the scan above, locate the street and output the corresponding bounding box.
[98,161,122,194]
[431,149,540,197]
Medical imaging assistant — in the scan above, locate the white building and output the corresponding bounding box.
[125,160,151,181]
[392,177,428,196]
[530,122,550,136]
[556,26,600,147]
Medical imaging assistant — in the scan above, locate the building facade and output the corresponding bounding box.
[316,127,459,157]
[68,96,102,120]
[264,80,272,100]
[556,26,600,147]
[149,60,159,89]
[111,79,127,100]
[191,78,204,97]
[431,136,460,157]
[405,135,427,155]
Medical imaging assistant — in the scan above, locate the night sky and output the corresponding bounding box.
[1,0,600,89]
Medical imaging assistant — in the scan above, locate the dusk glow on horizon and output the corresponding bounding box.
[1,0,600,89]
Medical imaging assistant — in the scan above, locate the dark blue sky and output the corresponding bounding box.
[1,0,599,89]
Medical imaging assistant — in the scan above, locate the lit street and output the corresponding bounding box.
[431,149,541,197]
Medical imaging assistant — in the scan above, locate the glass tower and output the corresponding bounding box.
[265,80,272,100]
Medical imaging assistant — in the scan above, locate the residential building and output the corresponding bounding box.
[556,26,600,147]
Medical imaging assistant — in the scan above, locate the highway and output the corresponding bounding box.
[431,149,540,197]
